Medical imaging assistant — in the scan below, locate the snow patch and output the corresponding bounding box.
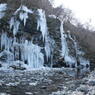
[29,82,37,86]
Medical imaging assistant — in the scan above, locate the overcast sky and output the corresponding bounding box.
[54,0,95,28]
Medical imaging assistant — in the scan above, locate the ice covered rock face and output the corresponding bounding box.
[0,4,54,69]
[0,3,90,69]
[59,20,76,67]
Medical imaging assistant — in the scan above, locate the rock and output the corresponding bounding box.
[77,85,89,94]
[10,65,26,70]
[88,81,95,86]
[52,57,67,68]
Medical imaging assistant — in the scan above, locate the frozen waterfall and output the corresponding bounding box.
[21,40,44,68]
[10,17,20,36]
[37,9,53,65]
[0,33,44,68]
[0,4,90,69]
[37,9,48,41]
[0,6,45,69]
[60,21,69,57]
[10,5,33,36]
[60,21,73,64]
[68,31,90,67]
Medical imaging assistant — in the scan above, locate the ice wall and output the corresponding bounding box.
[21,40,44,68]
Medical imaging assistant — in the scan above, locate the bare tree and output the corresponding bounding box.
[53,6,74,23]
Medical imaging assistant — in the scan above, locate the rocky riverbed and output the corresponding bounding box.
[0,67,95,95]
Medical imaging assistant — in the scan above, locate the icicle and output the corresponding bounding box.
[44,36,54,62]
[21,40,44,68]
[10,17,20,36]
[19,12,28,26]
[15,5,33,26]
[37,9,48,41]
[60,21,69,57]
[15,5,33,14]
[37,9,53,63]
[60,21,75,64]
[45,37,55,67]
[1,33,12,51]
[0,4,7,19]
[0,33,14,62]
[45,39,51,61]
[10,5,33,35]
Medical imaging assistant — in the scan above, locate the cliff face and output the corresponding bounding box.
[0,3,90,69]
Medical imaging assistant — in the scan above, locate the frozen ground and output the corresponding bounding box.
[0,67,94,95]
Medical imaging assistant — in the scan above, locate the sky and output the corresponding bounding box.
[53,0,95,29]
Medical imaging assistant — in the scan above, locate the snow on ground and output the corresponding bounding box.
[50,69,95,95]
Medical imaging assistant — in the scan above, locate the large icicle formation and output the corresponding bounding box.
[37,9,48,41]
[0,5,46,69]
[10,5,33,36]
[59,21,89,67]
[0,33,14,61]
[60,21,69,57]
[60,21,74,64]
[15,5,33,26]
[10,17,20,36]
[21,40,44,68]
[37,9,53,64]
[0,4,7,19]
[0,3,90,69]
